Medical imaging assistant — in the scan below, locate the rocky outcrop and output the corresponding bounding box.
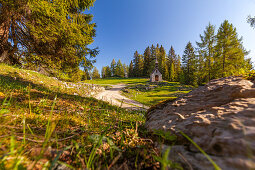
[146,76,255,170]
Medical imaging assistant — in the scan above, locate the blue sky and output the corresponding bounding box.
[88,0,255,73]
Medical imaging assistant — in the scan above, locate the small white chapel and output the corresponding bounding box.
[150,58,162,82]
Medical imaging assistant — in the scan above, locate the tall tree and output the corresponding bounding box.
[92,67,100,79]
[133,51,143,77]
[105,66,111,78]
[0,0,97,75]
[0,0,29,65]
[176,55,182,82]
[168,46,177,81]
[143,46,151,77]
[110,59,116,76]
[182,42,197,86]
[158,45,166,78]
[116,59,125,77]
[149,44,156,74]
[101,66,106,78]
[123,63,129,78]
[128,60,134,77]
[214,20,248,78]
[196,23,216,82]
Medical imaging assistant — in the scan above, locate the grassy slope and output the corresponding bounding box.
[0,64,165,169]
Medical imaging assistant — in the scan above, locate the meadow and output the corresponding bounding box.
[0,64,179,169]
[121,82,192,106]
[84,77,192,106]
[83,77,149,85]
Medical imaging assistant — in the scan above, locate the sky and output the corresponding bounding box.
[88,0,255,73]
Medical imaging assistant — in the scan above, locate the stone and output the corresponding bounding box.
[145,76,255,170]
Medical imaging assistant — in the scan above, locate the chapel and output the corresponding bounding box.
[150,58,162,82]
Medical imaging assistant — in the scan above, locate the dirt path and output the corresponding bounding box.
[95,84,149,110]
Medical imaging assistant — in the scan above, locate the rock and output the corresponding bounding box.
[122,89,129,93]
[145,76,255,170]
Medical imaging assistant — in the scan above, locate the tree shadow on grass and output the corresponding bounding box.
[0,74,125,112]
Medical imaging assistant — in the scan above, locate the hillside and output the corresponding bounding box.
[0,64,163,169]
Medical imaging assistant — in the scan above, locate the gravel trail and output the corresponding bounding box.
[95,84,149,110]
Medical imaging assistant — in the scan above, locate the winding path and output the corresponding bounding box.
[95,84,149,110]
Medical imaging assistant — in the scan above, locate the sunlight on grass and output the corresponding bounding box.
[83,77,149,85]
[122,82,192,106]
[0,64,160,169]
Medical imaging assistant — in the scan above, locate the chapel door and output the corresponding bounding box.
[155,75,159,81]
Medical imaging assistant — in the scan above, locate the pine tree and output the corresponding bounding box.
[196,23,216,82]
[182,42,197,86]
[149,45,156,74]
[116,59,125,77]
[158,45,167,79]
[82,68,91,80]
[133,51,143,77]
[105,66,111,78]
[143,46,151,77]
[0,0,97,73]
[175,55,182,82]
[110,59,116,77]
[168,46,177,81]
[101,66,106,78]
[128,60,134,77]
[214,20,248,78]
[169,62,175,81]
[123,63,129,78]
[92,67,100,79]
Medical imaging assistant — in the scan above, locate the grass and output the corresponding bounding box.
[83,77,149,85]
[122,82,192,106]
[0,64,162,169]
[85,77,192,106]
[0,64,220,169]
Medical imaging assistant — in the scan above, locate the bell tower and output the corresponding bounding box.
[155,57,159,70]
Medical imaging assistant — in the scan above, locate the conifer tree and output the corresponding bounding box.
[149,45,156,74]
[133,51,143,77]
[101,66,106,78]
[0,0,97,73]
[129,60,134,77]
[92,67,100,79]
[82,68,91,80]
[176,55,182,82]
[196,23,216,82]
[116,59,125,77]
[169,62,175,81]
[143,46,151,77]
[123,63,129,78]
[182,42,197,86]
[158,45,167,79]
[168,46,177,81]
[214,20,248,78]
[105,66,111,78]
[110,59,116,76]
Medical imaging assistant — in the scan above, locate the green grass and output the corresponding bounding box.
[0,64,220,169]
[0,64,161,169]
[122,82,192,106]
[83,77,149,85]
[85,77,192,106]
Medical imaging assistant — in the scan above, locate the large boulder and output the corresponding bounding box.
[146,76,255,170]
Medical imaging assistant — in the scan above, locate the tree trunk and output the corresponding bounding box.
[0,21,10,64]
